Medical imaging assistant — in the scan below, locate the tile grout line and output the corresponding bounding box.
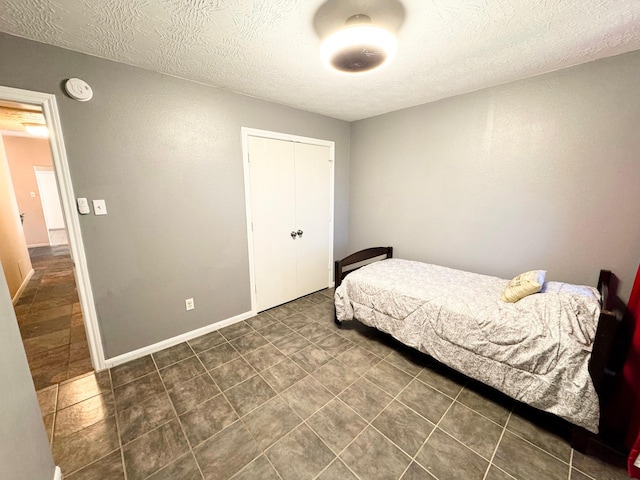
[335,314,605,478]
[311,367,437,480]
[338,324,579,474]
[68,293,624,479]
[179,327,275,428]
[108,367,129,480]
[232,385,287,480]
[234,306,366,480]
[303,384,402,479]
[307,358,433,479]
[157,342,207,480]
[194,365,281,478]
[54,370,122,478]
[500,422,575,467]
[230,310,335,391]
[571,466,597,480]
[217,317,321,420]
[568,448,574,480]
[264,309,448,479]
[113,356,198,477]
[189,328,286,437]
[261,449,287,480]
[229,454,285,480]
[210,305,335,480]
[219,322,279,427]
[307,401,363,480]
[301,393,368,480]
[177,303,331,383]
[57,304,434,478]
[482,408,513,480]
[51,383,59,445]
[396,381,466,480]
[137,329,482,480]
[450,395,509,430]
[21,251,88,390]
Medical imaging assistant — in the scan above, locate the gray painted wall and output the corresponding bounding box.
[349,50,640,302]
[0,33,350,357]
[0,272,55,479]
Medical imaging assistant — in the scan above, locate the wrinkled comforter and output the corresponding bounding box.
[335,259,601,432]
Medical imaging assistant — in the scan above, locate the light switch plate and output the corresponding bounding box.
[77,197,90,214]
[93,199,107,215]
[185,298,195,311]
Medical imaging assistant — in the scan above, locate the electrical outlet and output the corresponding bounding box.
[185,298,195,311]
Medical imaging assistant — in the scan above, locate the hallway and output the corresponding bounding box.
[14,245,92,391]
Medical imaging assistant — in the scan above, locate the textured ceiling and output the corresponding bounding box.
[1,0,639,121]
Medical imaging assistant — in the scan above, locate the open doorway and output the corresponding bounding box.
[0,102,91,390]
[0,87,105,448]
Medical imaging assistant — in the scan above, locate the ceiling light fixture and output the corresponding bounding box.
[320,14,397,74]
[22,123,49,138]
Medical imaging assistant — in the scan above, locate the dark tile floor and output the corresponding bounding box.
[39,289,629,480]
[15,245,91,390]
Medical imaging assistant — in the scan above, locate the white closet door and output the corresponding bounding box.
[294,142,331,296]
[249,136,297,311]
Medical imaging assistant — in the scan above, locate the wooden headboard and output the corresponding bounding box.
[334,246,393,288]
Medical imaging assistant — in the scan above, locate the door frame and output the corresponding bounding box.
[0,85,106,370]
[241,127,335,315]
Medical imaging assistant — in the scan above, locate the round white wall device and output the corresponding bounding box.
[64,78,93,102]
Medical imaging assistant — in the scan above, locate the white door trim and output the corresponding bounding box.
[0,85,106,371]
[241,127,335,315]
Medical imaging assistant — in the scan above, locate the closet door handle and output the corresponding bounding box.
[291,231,297,238]
[297,230,303,237]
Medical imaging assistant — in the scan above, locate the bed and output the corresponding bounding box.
[333,247,620,436]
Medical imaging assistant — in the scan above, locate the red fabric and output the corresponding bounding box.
[626,264,640,478]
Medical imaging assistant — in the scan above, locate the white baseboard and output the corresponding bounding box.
[27,242,51,248]
[12,268,34,305]
[104,310,255,369]
[54,465,62,480]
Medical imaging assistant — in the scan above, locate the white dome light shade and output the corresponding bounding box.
[320,24,397,73]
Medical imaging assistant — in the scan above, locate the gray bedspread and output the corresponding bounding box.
[334,259,601,432]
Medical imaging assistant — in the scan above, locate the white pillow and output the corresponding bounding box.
[502,270,546,303]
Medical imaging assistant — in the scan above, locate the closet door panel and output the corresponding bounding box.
[294,142,331,297]
[249,136,297,311]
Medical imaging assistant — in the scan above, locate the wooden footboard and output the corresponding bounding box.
[589,270,621,397]
[572,270,622,450]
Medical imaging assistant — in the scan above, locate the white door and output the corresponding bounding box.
[294,142,331,297]
[248,135,332,311]
[249,136,298,311]
[35,169,65,230]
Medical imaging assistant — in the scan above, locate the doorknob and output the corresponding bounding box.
[297,230,303,237]
[291,231,297,238]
